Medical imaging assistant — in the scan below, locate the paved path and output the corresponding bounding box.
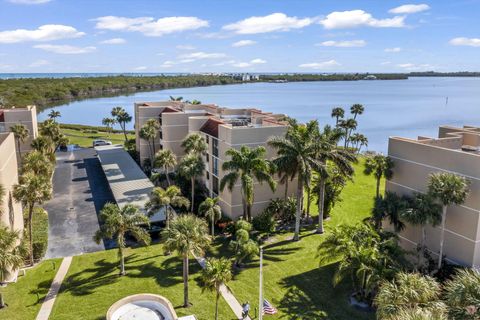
[35,257,72,320]
[45,148,114,258]
[194,255,252,320]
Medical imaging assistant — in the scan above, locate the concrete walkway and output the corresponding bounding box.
[194,255,252,320]
[35,257,72,320]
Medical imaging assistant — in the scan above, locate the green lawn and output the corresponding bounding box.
[210,159,382,319]
[0,259,61,320]
[61,128,134,148]
[49,245,235,320]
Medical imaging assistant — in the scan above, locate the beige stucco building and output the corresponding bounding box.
[0,132,23,232]
[387,125,480,268]
[135,101,298,219]
[0,105,38,161]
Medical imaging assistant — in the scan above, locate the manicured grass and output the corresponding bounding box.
[0,259,61,320]
[61,128,134,148]
[210,159,382,319]
[49,244,235,320]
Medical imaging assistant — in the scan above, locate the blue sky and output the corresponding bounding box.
[0,0,479,73]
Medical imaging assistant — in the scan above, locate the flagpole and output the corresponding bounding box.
[259,246,263,320]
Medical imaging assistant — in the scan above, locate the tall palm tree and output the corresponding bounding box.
[47,110,61,122]
[314,124,355,234]
[200,257,232,320]
[350,103,365,120]
[94,203,150,275]
[39,119,69,152]
[268,119,320,241]
[153,149,177,186]
[371,191,408,232]
[145,186,189,230]
[31,136,56,162]
[111,107,132,141]
[401,193,442,270]
[102,117,116,136]
[181,133,207,154]
[220,146,276,222]
[364,154,394,199]
[375,272,447,320]
[139,119,159,163]
[178,153,205,212]
[199,197,222,237]
[162,214,211,307]
[0,227,26,309]
[13,173,52,265]
[444,268,480,320]
[331,107,345,126]
[349,133,368,154]
[427,172,469,270]
[21,150,54,177]
[338,118,357,148]
[10,123,29,164]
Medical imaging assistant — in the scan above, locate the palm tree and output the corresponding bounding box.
[331,107,345,126]
[145,186,189,230]
[350,103,365,120]
[199,197,222,237]
[178,153,205,212]
[371,191,408,232]
[0,227,26,309]
[13,173,52,265]
[0,184,5,217]
[139,119,160,163]
[349,133,368,154]
[181,133,207,155]
[162,214,211,307]
[94,203,150,275]
[31,136,56,162]
[314,124,355,234]
[21,150,54,177]
[200,257,232,320]
[102,117,116,136]
[375,272,447,320]
[39,119,69,152]
[153,149,177,186]
[10,123,29,164]
[220,146,276,222]
[364,154,394,199]
[268,119,320,240]
[169,96,183,101]
[338,118,357,148]
[427,172,469,270]
[47,110,61,122]
[111,107,132,141]
[444,268,480,320]
[401,193,442,270]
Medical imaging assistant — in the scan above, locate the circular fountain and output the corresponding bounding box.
[107,294,178,320]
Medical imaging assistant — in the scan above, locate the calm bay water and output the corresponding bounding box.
[37,77,480,152]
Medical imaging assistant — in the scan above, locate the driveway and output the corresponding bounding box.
[45,148,115,258]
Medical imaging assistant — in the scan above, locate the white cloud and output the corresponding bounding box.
[134,66,147,71]
[29,59,50,67]
[159,61,174,68]
[397,63,433,70]
[179,51,226,60]
[34,44,96,54]
[231,59,267,68]
[0,25,85,44]
[94,16,209,37]
[223,13,312,34]
[389,4,430,14]
[8,0,51,4]
[299,60,340,69]
[100,38,126,44]
[232,40,257,47]
[319,10,405,29]
[384,47,402,52]
[449,37,480,47]
[380,61,391,65]
[250,58,266,64]
[176,45,195,50]
[317,40,366,47]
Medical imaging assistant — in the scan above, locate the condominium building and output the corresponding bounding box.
[386,125,480,267]
[0,132,23,232]
[0,105,39,160]
[134,101,298,218]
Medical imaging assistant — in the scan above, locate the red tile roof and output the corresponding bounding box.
[199,118,225,138]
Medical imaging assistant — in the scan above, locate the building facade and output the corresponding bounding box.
[0,105,39,161]
[386,125,480,267]
[0,132,24,232]
[134,101,298,219]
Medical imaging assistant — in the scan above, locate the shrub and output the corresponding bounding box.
[252,211,276,233]
[24,207,49,262]
[230,219,258,266]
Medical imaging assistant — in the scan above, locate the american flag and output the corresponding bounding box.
[262,299,278,315]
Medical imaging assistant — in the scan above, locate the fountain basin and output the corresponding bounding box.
[107,294,178,320]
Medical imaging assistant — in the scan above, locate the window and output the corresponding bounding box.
[205,135,209,144]
[212,138,218,157]
[206,154,209,162]
[159,131,163,139]
[213,158,218,176]
[206,171,210,180]
[212,176,219,195]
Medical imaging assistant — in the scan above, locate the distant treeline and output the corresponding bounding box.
[260,73,408,81]
[0,75,240,111]
[56,122,135,134]
[408,71,480,77]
